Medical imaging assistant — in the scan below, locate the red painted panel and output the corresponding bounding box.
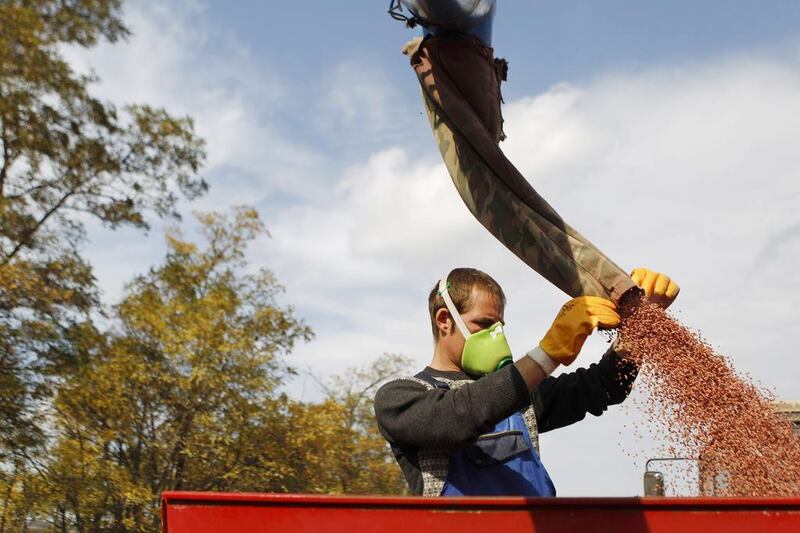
[161,492,800,533]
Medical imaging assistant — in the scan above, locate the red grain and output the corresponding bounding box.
[617,298,800,496]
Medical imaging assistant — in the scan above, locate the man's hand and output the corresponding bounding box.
[539,296,621,366]
[630,268,679,309]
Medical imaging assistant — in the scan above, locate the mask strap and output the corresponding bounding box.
[438,275,471,339]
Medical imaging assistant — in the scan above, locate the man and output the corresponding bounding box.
[374,267,678,496]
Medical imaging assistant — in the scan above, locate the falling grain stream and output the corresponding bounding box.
[617,298,800,496]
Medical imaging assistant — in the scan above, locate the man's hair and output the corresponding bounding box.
[428,268,506,340]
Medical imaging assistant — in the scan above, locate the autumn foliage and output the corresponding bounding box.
[1,2,407,531]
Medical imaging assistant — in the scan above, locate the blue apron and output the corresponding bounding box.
[419,372,556,497]
[442,411,556,496]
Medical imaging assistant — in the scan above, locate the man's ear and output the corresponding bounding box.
[435,308,451,337]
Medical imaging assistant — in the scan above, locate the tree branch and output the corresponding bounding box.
[0,186,78,266]
[0,123,10,199]
[5,180,59,201]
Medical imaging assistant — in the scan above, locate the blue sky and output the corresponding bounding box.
[209,2,800,93]
[65,1,800,496]
[187,1,800,168]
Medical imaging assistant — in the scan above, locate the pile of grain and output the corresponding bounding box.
[617,297,800,496]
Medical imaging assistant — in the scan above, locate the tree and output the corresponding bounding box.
[0,0,206,472]
[295,354,412,495]
[1,5,412,529]
[40,208,311,532]
[27,208,410,531]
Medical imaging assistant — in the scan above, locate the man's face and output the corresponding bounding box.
[438,286,505,368]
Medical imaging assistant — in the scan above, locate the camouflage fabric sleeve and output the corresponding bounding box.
[404,36,636,302]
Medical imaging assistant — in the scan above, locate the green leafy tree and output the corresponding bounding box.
[0,0,206,475]
[295,354,412,495]
[33,209,408,531]
[43,208,311,532]
[2,4,411,530]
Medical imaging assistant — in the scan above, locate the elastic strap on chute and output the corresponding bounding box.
[388,0,434,29]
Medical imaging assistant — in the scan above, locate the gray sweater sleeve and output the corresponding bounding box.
[373,364,530,450]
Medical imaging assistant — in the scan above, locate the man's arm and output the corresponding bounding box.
[530,267,677,432]
[532,345,638,433]
[374,364,532,450]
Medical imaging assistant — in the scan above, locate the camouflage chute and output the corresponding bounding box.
[398,23,635,302]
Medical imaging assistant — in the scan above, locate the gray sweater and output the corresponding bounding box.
[374,347,637,494]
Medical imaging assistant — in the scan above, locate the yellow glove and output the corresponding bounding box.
[539,296,621,366]
[630,268,679,309]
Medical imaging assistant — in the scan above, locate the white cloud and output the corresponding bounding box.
[61,0,327,207]
[501,55,800,396]
[316,61,395,135]
[312,57,432,159]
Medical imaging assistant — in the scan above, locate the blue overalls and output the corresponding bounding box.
[418,372,556,497]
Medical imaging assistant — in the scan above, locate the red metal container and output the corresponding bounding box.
[161,492,800,533]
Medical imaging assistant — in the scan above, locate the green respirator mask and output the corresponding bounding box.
[439,276,513,375]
